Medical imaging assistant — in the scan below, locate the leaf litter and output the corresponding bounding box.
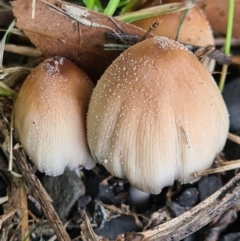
[12,0,146,82]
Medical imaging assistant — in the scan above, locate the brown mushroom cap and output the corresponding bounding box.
[87,36,229,194]
[199,0,240,38]
[14,56,95,176]
[132,1,215,71]
[133,3,214,47]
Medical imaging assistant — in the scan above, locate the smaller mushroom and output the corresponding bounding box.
[14,56,95,176]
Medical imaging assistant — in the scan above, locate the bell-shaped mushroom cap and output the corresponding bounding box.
[199,0,240,38]
[14,56,95,176]
[132,1,215,72]
[133,5,214,47]
[87,37,229,194]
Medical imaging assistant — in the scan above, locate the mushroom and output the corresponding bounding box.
[87,36,229,194]
[14,56,95,176]
[133,0,214,47]
[198,0,240,38]
[132,0,215,71]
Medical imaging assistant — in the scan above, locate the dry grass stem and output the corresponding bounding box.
[0,20,15,70]
[228,132,240,145]
[81,211,103,241]
[4,44,42,57]
[0,206,17,229]
[13,148,71,241]
[193,161,240,177]
[215,38,240,46]
[8,112,13,172]
[0,28,24,36]
[32,0,36,19]
[0,196,8,205]
[20,179,29,241]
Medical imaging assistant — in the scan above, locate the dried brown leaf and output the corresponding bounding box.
[12,0,146,82]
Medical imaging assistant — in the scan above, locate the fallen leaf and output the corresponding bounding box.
[12,0,146,82]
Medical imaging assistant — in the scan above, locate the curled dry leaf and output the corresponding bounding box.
[12,0,147,82]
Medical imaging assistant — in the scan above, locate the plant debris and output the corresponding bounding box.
[11,0,146,82]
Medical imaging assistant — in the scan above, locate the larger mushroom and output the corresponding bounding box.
[14,56,95,176]
[87,36,229,194]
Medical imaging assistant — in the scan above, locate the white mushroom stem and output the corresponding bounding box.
[129,186,151,208]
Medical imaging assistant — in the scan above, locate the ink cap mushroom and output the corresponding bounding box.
[133,0,214,47]
[197,0,240,38]
[14,56,95,176]
[132,0,215,72]
[87,36,229,194]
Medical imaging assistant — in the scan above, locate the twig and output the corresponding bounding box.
[203,209,237,241]
[138,21,160,42]
[215,38,240,46]
[20,179,29,241]
[0,196,8,205]
[8,111,13,172]
[13,148,71,241]
[115,172,240,241]
[0,206,17,229]
[228,132,240,145]
[81,211,103,241]
[193,162,240,177]
[4,44,42,57]
[105,31,231,65]
[41,0,127,43]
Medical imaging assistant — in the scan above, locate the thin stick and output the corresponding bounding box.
[0,207,17,229]
[116,172,240,241]
[104,0,120,16]
[13,148,71,241]
[20,180,29,241]
[193,162,240,177]
[8,111,14,171]
[31,0,36,19]
[228,132,240,145]
[218,0,235,91]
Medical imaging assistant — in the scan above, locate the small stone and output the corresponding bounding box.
[94,215,141,240]
[220,232,240,241]
[41,169,85,219]
[167,201,186,217]
[198,176,222,201]
[223,77,240,132]
[176,187,198,208]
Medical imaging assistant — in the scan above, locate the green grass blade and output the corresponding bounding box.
[0,81,16,97]
[219,0,234,92]
[121,0,147,14]
[0,20,15,70]
[104,0,120,16]
[95,0,103,12]
[83,0,95,10]
[117,2,194,23]
[175,8,189,41]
